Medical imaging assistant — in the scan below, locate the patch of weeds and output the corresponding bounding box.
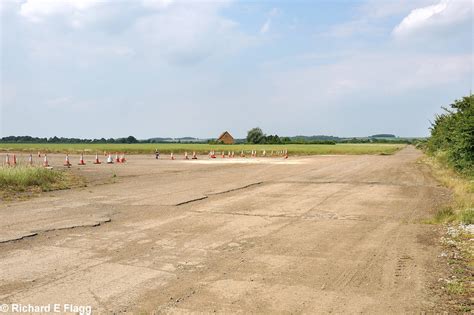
[459,208,474,225]
[446,280,465,295]
[438,224,474,312]
[452,267,465,275]
[421,156,473,224]
[424,207,457,224]
[434,207,456,223]
[0,166,85,201]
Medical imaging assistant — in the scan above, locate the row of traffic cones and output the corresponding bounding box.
[207,150,287,159]
[3,153,50,167]
[4,154,17,166]
[73,152,127,166]
[183,152,199,160]
[167,151,199,160]
[94,152,126,165]
[3,153,127,167]
[163,149,288,160]
[208,151,237,159]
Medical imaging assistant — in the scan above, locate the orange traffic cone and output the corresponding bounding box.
[227,151,231,158]
[192,151,197,159]
[94,153,101,164]
[12,154,17,166]
[185,152,189,160]
[120,153,126,163]
[211,151,216,159]
[221,151,225,158]
[64,154,71,167]
[43,155,49,167]
[5,154,10,166]
[37,151,41,158]
[28,154,33,166]
[115,153,120,163]
[171,152,175,160]
[284,149,288,159]
[78,153,86,165]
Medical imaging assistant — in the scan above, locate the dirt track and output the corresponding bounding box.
[0,147,451,313]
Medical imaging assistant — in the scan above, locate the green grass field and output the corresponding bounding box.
[0,143,406,155]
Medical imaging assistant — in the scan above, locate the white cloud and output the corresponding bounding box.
[0,0,22,13]
[265,52,472,108]
[393,0,473,37]
[142,0,175,10]
[9,0,250,66]
[133,3,249,65]
[20,0,99,22]
[259,7,280,35]
[360,0,435,18]
[260,19,270,34]
[268,7,281,17]
[323,19,383,38]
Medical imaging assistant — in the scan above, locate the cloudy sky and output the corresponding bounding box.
[1,0,472,139]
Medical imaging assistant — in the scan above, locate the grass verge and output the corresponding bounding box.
[0,165,80,200]
[421,155,473,312]
[422,155,473,224]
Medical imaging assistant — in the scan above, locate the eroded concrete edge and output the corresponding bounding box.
[174,182,264,207]
[0,217,111,244]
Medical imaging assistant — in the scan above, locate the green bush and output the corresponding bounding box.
[426,95,473,176]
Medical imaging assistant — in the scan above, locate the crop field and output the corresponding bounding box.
[0,143,405,155]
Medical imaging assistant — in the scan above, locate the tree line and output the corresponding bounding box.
[245,128,414,145]
[1,130,417,146]
[0,136,140,144]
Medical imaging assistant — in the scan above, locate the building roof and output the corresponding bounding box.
[217,131,233,140]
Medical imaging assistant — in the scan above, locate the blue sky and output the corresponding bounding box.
[1,0,472,139]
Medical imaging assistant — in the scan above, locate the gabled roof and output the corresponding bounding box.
[218,131,233,140]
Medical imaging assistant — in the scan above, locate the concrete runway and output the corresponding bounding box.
[0,147,451,313]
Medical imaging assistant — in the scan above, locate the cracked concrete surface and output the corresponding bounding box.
[0,147,451,313]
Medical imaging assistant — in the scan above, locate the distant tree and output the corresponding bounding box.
[265,134,281,144]
[247,127,265,144]
[126,136,138,143]
[49,136,60,143]
[370,134,396,138]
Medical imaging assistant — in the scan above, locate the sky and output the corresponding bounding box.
[0,0,473,139]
